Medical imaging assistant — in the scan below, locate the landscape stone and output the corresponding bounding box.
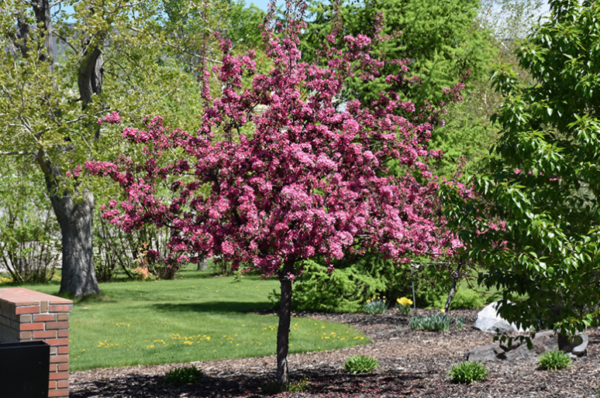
[465,330,589,362]
[474,301,525,333]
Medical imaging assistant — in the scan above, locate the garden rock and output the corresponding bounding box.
[465,330,589,361]
[474,301,525,333]
[559,333,588,357]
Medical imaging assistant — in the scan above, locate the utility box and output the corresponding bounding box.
[0,340,50,397]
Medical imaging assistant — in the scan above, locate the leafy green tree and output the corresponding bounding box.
[302,0,492,109]
[0,0,213,295]
[442,0,600,335]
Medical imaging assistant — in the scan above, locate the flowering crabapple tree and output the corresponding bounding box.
[86,0,460,385]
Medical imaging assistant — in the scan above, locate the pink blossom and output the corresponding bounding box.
[86,0,460,279]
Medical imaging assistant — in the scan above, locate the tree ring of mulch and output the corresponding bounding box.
[70,309,600,397]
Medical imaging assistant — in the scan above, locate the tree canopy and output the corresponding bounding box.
[442,0,600,335]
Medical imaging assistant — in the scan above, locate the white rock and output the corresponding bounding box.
[474,301,524,333]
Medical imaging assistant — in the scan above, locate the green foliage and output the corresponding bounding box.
[344,355,379,374]
[449,361,489,384]
[537,350,572,371]
[434,288,486,310]
[164,366,206,385]
[363,298,388,315]
[302,0,493,109]
[456,317,465,329]
[441,0,600,335]
[223,0,266,51]
[0,160,59,284]
[409,312,453,331]
[277,256,453,313]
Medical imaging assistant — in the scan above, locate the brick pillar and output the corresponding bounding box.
[0,288,73,397]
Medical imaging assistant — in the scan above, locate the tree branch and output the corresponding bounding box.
[0,151,35,156]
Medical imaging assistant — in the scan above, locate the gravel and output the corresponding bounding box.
[70,308,600,397]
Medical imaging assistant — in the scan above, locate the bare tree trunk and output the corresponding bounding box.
[276,260,294,386]
[50,189,101,296]
[444,261,463,314]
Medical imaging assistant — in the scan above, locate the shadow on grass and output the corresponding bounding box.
[153,301,272,314]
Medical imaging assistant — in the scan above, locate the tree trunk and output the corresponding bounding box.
[50,188,101,297]
[443,262,462,314]
[276,260,294,386]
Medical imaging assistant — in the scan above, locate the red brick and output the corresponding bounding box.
[33,314,56,322]
[33,330,57,339]
[46,338,69,346]
[15,306,39,315]
[11,299,39,306]
[57,329,69,338]
[49,371,69,380]
[50,346,57,355]
[49,364,57,372]
[50,354,69,363]
[20,322,44,331]
[40,300,49,313]
[58,346,69,354]
[57,380,69,388]
[20,314,32,323]
[51,305,72,312]
[19,331,32,340]
[58,363,69,371]
[49,381,57,389]
[48,389,69,397]
[57,313,69,321]
[46,321,69,330]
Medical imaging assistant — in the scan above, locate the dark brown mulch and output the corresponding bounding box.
[70,309,600,397]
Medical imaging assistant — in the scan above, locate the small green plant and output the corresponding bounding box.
[363,297,388,314]
[263,377,310,393]
[409,312,452,331]
[344,355,379,374]
[455,317,465,329]
[288,377,310,392]
[164,366,205,385]
[537,350,572,370]
[449,361,489,384]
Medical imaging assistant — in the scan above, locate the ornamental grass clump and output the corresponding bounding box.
[449,361,489,384]
[363,297,388,314]
[344,355,379,374]
[164,366,206,385]
[409,312,452,331]
[537,350,572,370]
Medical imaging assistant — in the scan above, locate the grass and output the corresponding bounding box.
[14,267,369,371]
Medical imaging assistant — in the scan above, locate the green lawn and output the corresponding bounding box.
[18,269,369,371]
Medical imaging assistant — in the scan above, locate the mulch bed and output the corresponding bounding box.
[70,309,600,397]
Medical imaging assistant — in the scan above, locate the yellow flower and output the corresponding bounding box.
[397,297,413,307]
[441,308,445,313]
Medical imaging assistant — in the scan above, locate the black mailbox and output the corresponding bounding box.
[0,340,50,398]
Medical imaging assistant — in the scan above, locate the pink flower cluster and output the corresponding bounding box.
[97,111,122,125]
[86,0,459,277]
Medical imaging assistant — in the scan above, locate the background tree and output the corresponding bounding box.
[86,0,458,384]
[442,0,600,335]
[0,0,229,295]
[301,0,491,110]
